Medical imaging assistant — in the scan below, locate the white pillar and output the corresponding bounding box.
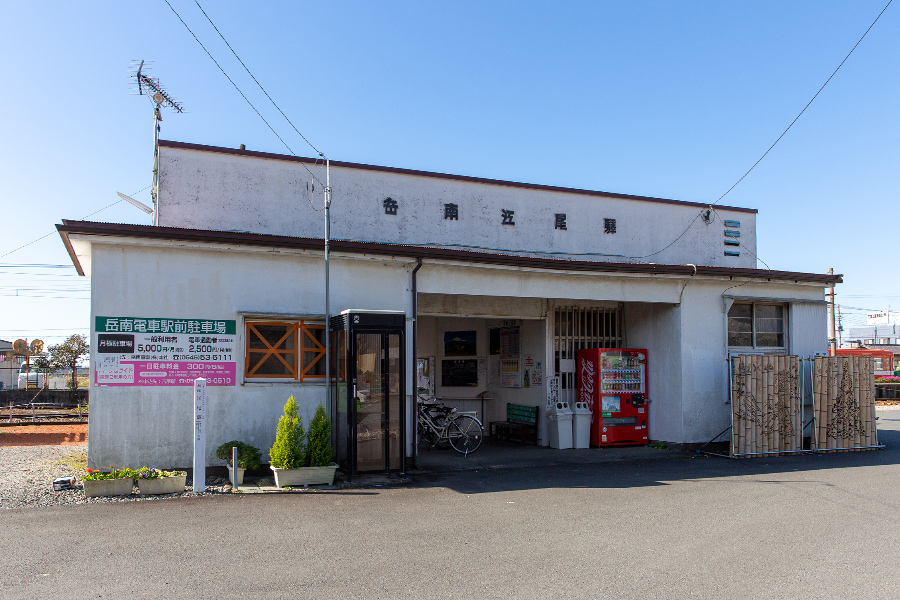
[193,378,207,493]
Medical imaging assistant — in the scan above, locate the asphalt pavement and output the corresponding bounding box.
[3,410,900,599]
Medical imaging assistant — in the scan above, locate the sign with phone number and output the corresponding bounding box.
[94,316,237,387]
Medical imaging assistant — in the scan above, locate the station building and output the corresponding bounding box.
[58,140,839,472]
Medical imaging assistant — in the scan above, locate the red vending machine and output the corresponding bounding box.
[577,348,649,447]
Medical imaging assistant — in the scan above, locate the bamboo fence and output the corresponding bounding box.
[730,355,802,457]
[813,355,879,452]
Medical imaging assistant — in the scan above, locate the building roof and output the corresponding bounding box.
[57,220,841,285]
[159,140,759,215]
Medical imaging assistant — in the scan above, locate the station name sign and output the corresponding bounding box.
[94,316,237,387]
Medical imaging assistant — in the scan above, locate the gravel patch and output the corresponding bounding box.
[0,444,234,510]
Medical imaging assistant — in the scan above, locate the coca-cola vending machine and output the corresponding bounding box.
[577,348,649,447]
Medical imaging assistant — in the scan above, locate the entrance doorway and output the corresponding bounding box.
[331,310,406,478]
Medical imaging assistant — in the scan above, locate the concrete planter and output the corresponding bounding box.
[271,465,338,487]
[226,465,246,486]
[136,474,186,495]
[83,477,133,498]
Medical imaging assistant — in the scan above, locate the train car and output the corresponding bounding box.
[834,348,896,375]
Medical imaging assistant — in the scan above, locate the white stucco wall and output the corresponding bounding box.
[80,229,829,465]
[87,241,414,469]
[157,145,757,269]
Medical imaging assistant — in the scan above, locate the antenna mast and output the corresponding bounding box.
[131,60,184,226]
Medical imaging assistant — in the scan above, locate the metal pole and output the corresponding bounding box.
[324,159,332,418]
[827,268,837,355]
[727,356,734,455]
[800,357,805,451]
[231,445,239,490]
[152,105,161,226]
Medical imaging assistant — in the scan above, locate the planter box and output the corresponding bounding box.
[226,465,246,486]
[83,477,133,498]
[271,465,338,487]
[136,474,187,495]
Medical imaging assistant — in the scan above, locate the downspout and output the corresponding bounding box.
[678,264,697,305]
[411,258,423,470]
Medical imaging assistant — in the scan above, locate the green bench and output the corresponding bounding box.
[490,403,539,445]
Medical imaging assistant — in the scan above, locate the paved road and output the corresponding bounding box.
[3,413,900,599]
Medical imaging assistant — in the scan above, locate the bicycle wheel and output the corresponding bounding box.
[447,415,483,455]
[432,414,451,448]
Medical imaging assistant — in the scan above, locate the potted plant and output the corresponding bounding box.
[269,395,307,487]
[134,467,187,495]
[216,440,261,486]
[269,397,337,487]
[81,466,134,498]
[303,403,338,485]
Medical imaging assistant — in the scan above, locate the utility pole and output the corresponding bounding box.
[836,303,843,348]
[324,159,332,413]
[827,267,837,355]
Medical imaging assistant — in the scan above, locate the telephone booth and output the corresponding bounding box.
[330,310,406,478]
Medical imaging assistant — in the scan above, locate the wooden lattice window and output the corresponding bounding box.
[245,320,326,381]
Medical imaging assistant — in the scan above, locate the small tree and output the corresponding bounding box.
[48,334,89,391]
[305,404,334,467]
[269,395,305,469]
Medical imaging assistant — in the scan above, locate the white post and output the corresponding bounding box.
[193,378,207,493]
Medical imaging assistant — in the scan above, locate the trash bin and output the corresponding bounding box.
[547,402,573,449]
[571,401,592,449]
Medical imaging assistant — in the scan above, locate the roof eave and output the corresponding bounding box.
[56,220,842,285]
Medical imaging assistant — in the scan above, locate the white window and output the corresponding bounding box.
[727,303,786,350]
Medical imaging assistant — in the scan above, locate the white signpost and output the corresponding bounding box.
[193,378,207,492]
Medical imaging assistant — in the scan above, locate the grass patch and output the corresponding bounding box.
[54,449,88,470]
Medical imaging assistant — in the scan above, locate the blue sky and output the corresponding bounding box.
[0,1,897,346]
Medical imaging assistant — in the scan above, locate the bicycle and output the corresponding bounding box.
[417,396,484,455]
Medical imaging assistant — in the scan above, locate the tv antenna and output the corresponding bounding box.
[130,60,185,226]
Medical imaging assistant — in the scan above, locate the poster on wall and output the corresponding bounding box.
[524,354,535,388]
[500,358,520,387]
[94,316,237,386]
[547,376,560,409]
[531,361,543,387]
[417,357,434,395]
[441,359,479,387]
[444,331,477,356]
[500,325,521,388]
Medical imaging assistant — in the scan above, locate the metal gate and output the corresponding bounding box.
[554,306,621,404]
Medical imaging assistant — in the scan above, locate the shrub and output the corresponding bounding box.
[269,395,305,469]
[216,441,262,470]
[305,404,334,467]
[82,466,133,481]
[133,467,186,480]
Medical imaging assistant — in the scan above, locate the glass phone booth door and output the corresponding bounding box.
[331,310,406,478]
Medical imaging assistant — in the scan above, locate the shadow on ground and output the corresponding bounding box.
[400,423,899,495]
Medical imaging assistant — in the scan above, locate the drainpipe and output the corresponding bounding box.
[411,258,423,470]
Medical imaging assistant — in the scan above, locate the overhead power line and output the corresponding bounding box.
[161,0,325,188]
[713,0,893,206]
[0,185,151,260]
[192,0,324,159]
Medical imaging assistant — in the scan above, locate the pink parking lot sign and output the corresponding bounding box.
[94,316,238,387]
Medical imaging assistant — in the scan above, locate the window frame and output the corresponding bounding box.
[244,318,326,383]
[727,302,788,352]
